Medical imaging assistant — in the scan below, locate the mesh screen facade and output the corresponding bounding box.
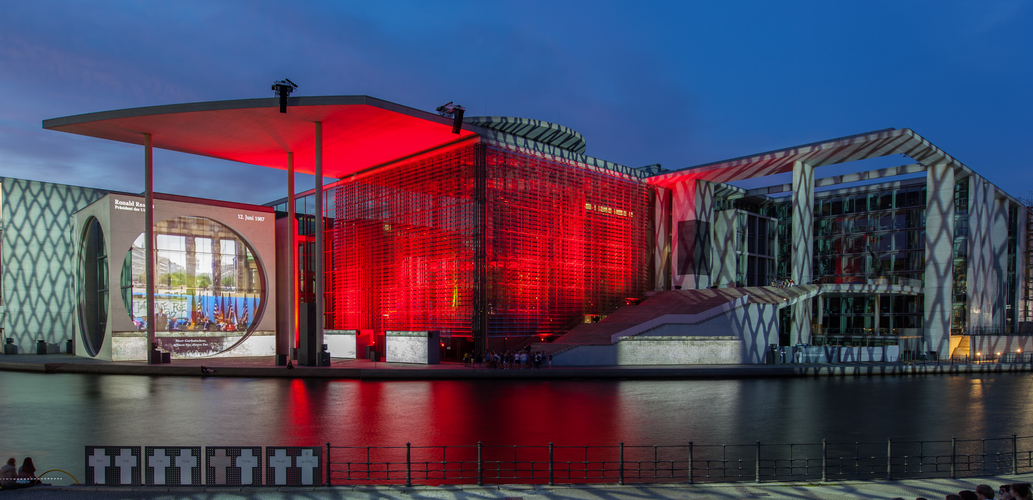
[308,144,483,338]
[485,147,652,340]
[290,142,652,349]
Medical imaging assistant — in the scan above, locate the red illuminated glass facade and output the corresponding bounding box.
[289,141,653,351]
[485,147,652,341]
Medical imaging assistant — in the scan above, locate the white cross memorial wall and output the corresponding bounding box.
[85,446,142,486]
[87,446,321,486]
[264,447,323,486]
[145,446,202,486]
[205,447,263,486]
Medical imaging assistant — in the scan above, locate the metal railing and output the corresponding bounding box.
[909,353,1033,365]
[324,435,1033,486]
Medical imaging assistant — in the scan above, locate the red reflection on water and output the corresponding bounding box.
[298,381,636,447]
[285,378,321,445]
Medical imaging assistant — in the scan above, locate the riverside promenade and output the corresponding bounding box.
[4,355,1033,499]
[0,353,1031,380]
[4,473,1033,500]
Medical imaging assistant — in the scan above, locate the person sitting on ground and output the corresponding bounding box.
[16,457,36,485]
[1011,484,1032,500]
[200,365,215,374]
[961,490,979,500]
[977,484,996,500]
[0,458,16,486]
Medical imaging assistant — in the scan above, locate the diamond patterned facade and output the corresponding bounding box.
[2,178,107,352]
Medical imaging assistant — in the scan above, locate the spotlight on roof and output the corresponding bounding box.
[272,79,298,113]
[435,101,465,134]
[436,102,455,117]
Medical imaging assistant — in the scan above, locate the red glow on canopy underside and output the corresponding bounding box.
[48,103,476,178]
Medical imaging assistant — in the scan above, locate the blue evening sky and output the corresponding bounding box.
[1,1,1030,204]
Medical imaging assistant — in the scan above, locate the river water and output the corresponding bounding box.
[4,371,1033,484]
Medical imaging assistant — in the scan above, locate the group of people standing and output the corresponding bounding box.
[934,483,1031,500]
[464,349,552,369]
[0,457,37,488]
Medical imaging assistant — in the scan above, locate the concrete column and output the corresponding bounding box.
[654,187,671,290]
[144,133,157,362]
[314,122,325,365]
[924,163,955,356]
[1017,205,1029,325]
[279,152,295,358]
[993,194,1009,331]
[968,175,992,331]
[815,294,824,335]
[791,160,814,345]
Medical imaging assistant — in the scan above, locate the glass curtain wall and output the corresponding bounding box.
[759,184,928,339]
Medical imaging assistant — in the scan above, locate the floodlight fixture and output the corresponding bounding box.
[435,101,465,134]
[451,105,465,134]
[272,79,299,113]
[435,101,455,117]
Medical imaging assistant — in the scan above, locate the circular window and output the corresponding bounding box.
[78,217,107,357]
[120,216,265,357]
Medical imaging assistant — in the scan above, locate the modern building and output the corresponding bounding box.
[640,128,1028,363]
[0,96,1026,364]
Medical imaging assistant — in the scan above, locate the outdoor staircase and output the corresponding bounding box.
[529,285,821,356]
[952,334,971,357]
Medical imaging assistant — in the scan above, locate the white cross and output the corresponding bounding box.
[210,449,232,484]
[268,449,292,485]
[236,449,259,485]
[148,449,171,485]
[114,448,137,485]
[175,449,197,485]
[296,449,319,486]
[88,449,110,484]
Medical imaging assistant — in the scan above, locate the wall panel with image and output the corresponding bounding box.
[74,193,276,361]
[120,216,266,357]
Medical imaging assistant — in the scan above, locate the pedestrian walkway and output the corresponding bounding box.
[1,352,1030,380]
[0,352,1028,380]
[4,473,1032,499]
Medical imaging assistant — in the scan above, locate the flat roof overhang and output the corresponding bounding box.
[43,95,479,178]
[647,128,958,188]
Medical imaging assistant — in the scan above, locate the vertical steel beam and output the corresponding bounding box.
[144,133,157,362]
